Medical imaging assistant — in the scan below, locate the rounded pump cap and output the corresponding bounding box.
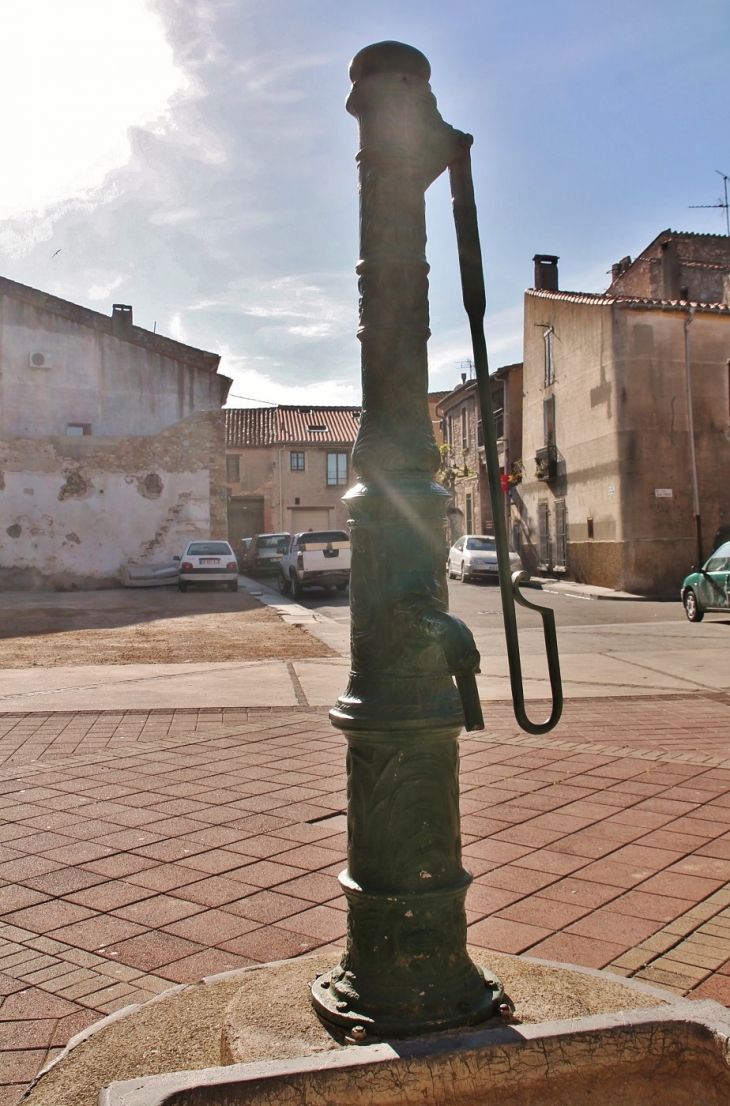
[349,41,431,84]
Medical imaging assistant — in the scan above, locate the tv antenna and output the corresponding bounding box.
[456,357,475,379]
[690,170,730,238]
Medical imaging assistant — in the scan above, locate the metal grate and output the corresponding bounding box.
[538,501,550,568]
[555,499,567,569]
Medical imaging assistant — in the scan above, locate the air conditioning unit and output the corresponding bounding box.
[29,352,53,369]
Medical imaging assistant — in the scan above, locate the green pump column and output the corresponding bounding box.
[311,41,502,1037]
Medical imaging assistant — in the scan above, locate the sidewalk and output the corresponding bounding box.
[2,694,730,1102]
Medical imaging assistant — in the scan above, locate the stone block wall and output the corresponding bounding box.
[0,411,227,589]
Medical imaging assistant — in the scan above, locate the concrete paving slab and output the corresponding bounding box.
[292,659,350,706]
[612,649,730,692]
[475,651,704,701]
[0,661,298,712]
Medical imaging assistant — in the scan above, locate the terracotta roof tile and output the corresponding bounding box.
[526,288,730,313]
[226,407,277,447]
[226,406,361,448]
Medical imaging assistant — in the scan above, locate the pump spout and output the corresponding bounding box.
[418,607,485,732]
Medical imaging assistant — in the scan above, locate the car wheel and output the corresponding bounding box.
[278,572,292,595]
[459,561,468,583]
[228,580,238,592]
[291,575,303,600]
[178,581,188,592]
[683,588,704,622]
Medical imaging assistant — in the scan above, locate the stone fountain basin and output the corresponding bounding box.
[22,953,730,1106]
[102,999,730,1106]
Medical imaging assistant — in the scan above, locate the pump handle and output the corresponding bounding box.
[448,145,563,736]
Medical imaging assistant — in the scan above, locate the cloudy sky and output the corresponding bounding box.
[1,0,727,406]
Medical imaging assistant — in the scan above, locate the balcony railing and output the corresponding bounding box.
[535,444,558,481]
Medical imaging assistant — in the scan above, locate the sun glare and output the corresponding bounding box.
[0,0,187,220]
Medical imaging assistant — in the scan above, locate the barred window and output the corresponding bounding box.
[555,499,567,569]
[327,452,348,486]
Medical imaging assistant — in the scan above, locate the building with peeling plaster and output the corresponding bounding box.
[0,277,231,589]
[518,236,730,595]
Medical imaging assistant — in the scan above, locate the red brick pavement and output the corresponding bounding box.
[1,695,730,1102]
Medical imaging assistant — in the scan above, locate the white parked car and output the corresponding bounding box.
[177,540,239,592]
[447,535,522,583]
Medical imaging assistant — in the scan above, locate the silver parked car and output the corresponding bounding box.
[247,533,290,577]
[447,535,522,583]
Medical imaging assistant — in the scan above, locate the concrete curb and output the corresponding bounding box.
[539,580,677,603]
[238,575,349,657]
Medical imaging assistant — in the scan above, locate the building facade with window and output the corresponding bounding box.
[225,406,360,543]
[519,237,730,594]
[436,365,522,543]
[0,276,230,589]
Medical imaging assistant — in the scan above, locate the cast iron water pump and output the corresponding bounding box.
[311,41,562,1038]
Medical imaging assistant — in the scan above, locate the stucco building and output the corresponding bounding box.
[0,277,230,589]
[518,237,730,594]
[225,406,360,542]
[436,365,523,542]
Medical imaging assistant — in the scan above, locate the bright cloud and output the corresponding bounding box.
[0,0,188,220]
[220,351,360,409]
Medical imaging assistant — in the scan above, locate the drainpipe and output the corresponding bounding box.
[278,448,284,532]
[684,307,703,565]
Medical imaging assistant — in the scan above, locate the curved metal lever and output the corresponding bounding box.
[448,143,563,735]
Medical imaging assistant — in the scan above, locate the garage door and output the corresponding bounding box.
[228,498,265,545]
[289,508,331,533]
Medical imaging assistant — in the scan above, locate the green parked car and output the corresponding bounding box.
[681,541,730,622]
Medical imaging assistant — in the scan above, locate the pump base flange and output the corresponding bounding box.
[311,968,504,1039]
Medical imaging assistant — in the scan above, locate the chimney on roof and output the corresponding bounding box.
[533,255,559,291]
[461,372,467,384]
[661,239,681,300]
[111,304,133,339]
[611,256,632,283]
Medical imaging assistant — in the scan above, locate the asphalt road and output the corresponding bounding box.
[270,575,694,627]
[255,573,730,699]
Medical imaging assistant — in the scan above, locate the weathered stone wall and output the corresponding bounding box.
[0,412,227,589]
[609,232,730,304]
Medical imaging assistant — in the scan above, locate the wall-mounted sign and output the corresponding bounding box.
[655,488,673,498]
[608,486,615,495]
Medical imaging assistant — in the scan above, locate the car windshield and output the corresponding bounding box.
[465,537,496,551]
[256,535,289,549]
[298,531,348,544]
[187,542,232,555]
[705,541,730,571]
